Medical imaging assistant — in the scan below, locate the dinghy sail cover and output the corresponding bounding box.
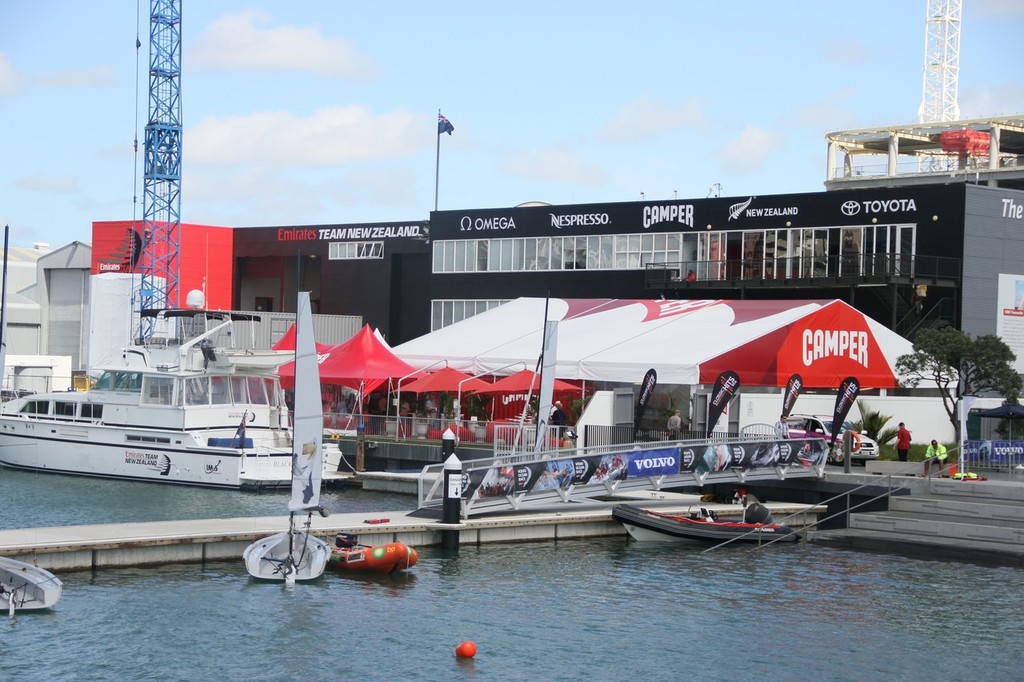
[288,291,324,514]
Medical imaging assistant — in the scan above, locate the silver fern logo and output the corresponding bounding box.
[728,197,754,220]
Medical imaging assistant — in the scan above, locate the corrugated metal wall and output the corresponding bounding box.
[229,310,363,350]
[47,268,88,368]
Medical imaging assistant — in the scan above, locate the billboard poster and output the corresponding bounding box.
[995,273,1024,373]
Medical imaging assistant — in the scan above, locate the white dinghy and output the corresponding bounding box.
[1,556,63,616]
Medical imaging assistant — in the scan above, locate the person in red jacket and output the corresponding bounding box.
[896,422,912,462]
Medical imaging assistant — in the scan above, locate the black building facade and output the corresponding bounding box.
[230,184,1024,349]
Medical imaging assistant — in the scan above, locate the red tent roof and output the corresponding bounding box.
[278,324,419,390]
[473,369,579,395]
[400,366,491,394]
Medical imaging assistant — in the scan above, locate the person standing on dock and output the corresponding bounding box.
[896,422,912,462]
[924,439,947,477]
[775,414,790,439]
[667,410,682,440]
[550,401,567,445]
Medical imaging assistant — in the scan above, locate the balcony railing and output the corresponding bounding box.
[645,253,961,290]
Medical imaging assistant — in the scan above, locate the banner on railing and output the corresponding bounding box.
[964,439,1024,465]
[460,438,828,501]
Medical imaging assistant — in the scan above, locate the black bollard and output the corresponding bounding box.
[441,428,462,550]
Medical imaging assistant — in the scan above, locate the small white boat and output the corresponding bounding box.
[243,292,330,583]
[0,556,63,615]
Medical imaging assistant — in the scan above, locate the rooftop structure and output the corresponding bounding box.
[825,115,1024,191]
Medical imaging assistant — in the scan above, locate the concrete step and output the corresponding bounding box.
[891,496,1024,523]
[928,477,1024,503]
[809,527,1024,567]
[850,510,1024,544]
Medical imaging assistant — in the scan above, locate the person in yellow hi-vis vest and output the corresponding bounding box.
[924,439,948,477]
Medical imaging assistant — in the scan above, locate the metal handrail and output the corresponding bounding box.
[703,457,941,552]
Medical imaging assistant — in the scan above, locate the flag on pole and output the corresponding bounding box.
[438,113,455,135]
[233,410,248,448]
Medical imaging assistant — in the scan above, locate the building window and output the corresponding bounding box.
[432,224,916,281]
[328,241,384,259]
[431,299,511,331]
[434,233,679,273]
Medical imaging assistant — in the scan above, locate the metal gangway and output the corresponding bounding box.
[417,432,829,518]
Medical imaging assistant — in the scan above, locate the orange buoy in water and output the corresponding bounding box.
[455,641,477,658]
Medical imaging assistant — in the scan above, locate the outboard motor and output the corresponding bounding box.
[335,532,357,549]
[743,501,774,524]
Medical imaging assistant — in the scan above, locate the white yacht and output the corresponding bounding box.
[0,307,333,489]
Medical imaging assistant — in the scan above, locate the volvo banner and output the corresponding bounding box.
[706,370,740,437]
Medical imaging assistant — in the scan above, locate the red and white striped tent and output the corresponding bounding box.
[392,298,916,389]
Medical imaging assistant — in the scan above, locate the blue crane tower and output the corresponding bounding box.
[139,0,182,339]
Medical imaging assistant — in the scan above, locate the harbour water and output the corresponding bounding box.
[3,469,1022,681]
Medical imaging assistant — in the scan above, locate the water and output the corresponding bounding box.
[0,468,410,530]
[2,469,1023,681]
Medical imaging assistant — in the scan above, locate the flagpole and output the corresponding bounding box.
[434,108,441,212]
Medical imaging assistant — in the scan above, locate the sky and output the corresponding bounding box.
[1,1,1022,250]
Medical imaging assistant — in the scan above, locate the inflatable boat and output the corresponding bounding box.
[327,533,419,574]
[613,503,799,544]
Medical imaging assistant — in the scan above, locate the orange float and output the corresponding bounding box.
[455,641,477,658]
[328,533,418,574]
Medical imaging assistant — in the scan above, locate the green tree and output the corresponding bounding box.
[895,327,1022,439]
[851,399,897,446]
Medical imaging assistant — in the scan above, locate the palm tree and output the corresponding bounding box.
[852,399,898,446]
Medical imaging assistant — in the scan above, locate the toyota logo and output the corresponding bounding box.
[841,200,861,216]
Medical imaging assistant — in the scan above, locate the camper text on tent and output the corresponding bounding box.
[802,329,869,367]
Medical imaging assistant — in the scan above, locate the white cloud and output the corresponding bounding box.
[190,10,378,80]
[499,146,607,185]
[959,83,1024,119]
[975,0,1024,17]
[0,51,22,96]
[14,173,79,194]
[187,105,428,166]
[39,65,118,89]
[717,126,785,174]
[792,87,861,132]
[185,163,420,227]
[601,96,706,143]
[823,41,871,66]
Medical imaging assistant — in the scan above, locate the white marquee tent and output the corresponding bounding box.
[392,297,919,388]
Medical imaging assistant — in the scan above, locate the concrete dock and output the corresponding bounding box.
[0,493,825,572]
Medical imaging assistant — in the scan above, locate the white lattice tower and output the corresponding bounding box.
[917,0,962,123]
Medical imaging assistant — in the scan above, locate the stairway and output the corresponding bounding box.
[809,477,1024,567]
